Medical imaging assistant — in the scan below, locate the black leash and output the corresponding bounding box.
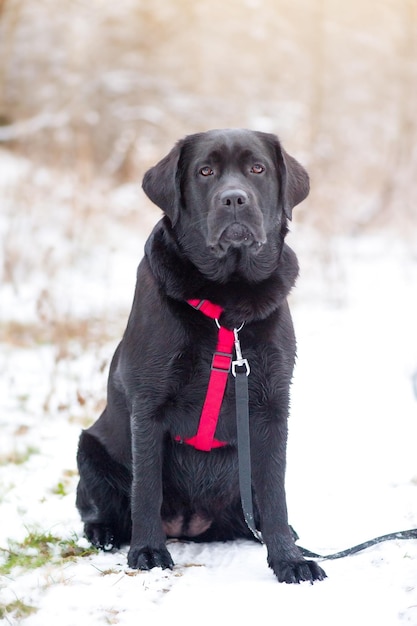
[233,327,417,558]
[234,365,264,543]
[233,327,264,543]
[296,528,417,560]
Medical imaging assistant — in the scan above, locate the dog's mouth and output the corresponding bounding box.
[211,222,266,255]
[222,223,254,245]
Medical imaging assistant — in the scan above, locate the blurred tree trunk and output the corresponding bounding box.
[375,0,417,230]
[0,0,23,123]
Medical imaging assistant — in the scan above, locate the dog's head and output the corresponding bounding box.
[142,129,309,282]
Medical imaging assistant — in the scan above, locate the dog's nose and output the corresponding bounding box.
[220,189,248,208]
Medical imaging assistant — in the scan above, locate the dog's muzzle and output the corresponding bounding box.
[207,188,267,254]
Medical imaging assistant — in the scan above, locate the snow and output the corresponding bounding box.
[1,154,417,624]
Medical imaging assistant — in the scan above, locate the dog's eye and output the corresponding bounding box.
[199,166,214,177]
[251,163,265,174]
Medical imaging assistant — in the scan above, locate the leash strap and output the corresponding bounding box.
[297,528,417,560]
[234,364,263,543]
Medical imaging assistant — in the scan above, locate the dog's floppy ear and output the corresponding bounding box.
[142,140,184,225]
[270,135,310,221]
[280,149,310,220]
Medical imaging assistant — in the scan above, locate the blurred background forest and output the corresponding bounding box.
[0,0,416,347]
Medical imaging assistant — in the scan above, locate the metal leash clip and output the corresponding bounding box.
[232,325,250,377]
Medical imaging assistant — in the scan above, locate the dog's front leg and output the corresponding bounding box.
[251,419,326,583]
[127,403,173,570]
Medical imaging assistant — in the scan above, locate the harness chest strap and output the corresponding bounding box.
[174,299,235,451]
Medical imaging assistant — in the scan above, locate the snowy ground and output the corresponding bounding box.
[1,154,417,625]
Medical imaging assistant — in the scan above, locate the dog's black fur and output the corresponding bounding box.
[76,129,326,583]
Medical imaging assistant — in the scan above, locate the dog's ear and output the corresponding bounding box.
[269,135,310,221]
[280,149,310,220]
[142,140,184,225]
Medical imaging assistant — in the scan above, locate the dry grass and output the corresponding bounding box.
[0,318,112,349]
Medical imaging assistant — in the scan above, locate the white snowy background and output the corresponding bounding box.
[1,1,417,624]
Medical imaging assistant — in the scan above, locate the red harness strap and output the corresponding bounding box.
[174,299,234,451]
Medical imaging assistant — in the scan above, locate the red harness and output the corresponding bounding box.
[174,299,235,451]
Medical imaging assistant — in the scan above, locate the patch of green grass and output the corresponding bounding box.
[52,481,67,496]
[58,536,98,560]
[0,529,98,575]
[51,469,79,497]
[0,599,38,620]
[0,530,60,574]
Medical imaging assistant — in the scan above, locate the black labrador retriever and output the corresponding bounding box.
[76,129,326,583]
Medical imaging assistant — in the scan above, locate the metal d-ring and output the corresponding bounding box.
[215,319,245,332]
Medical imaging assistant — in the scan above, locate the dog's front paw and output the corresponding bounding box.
[128,545,174,570]
[84,522,119,551]
[269,557,327,584]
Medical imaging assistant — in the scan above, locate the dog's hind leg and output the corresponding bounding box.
[76,430,132,550]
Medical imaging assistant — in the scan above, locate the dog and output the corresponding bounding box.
[76,128,326,584]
